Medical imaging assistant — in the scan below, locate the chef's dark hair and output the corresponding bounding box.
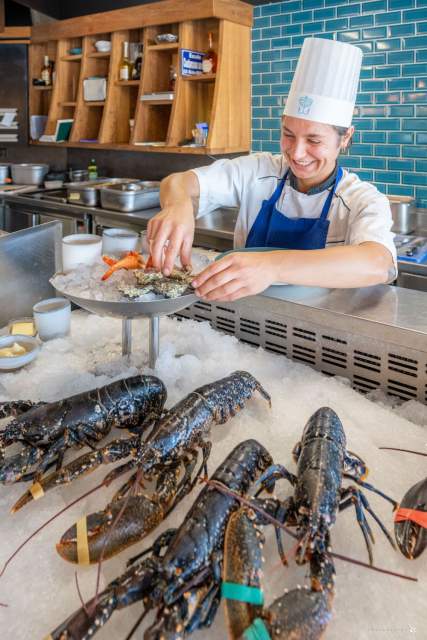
[332,125,353,151]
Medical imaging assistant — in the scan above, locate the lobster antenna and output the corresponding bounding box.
[75,571,91,618]
[89,470,142,614]
[0,480,106,578]
[201,478,418,584]
[379,447,427,457]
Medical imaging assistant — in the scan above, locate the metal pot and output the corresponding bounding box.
[0,164,10,185]
[100,181,160,212]
[11,163,49,185]
[387,196,416,235]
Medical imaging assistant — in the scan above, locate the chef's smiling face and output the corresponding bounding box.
[280,116,353,191]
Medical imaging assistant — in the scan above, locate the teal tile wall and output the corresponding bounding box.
[252,0,427,206]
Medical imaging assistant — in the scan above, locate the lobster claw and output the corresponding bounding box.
[394,476,427,560]
[56,494,165,563]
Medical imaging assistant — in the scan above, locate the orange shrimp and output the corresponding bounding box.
[101,251,145,281]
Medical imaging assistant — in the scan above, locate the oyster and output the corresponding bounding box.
[134,270,165,286]
[152,280,191,298]
[117,284,154,299]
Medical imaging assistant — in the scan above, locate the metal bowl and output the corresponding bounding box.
[11,163,49,185]
[387,196,416,235]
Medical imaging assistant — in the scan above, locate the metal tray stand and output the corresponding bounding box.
[51,282,197,368]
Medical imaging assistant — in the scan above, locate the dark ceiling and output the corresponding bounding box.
[7,0,274,23]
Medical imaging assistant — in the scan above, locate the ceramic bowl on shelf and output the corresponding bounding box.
[94,40,111,53]
[0,335,40,371]
[69,47,82,55]
[154,33,178,44]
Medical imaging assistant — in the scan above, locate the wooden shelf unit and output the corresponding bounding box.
[29,0,252,154]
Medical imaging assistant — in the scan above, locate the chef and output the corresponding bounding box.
[147,37,397,302]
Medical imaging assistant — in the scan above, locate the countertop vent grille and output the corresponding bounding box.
[176,296,426,404]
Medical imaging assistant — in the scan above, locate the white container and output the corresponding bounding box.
[83,77,107,101]
[102,228,140,257]
[62,233,102,273]
[94,40,111,52]
[33,297,71,341]
[0,335,40,371]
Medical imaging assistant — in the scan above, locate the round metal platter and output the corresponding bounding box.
[51,284,198,319]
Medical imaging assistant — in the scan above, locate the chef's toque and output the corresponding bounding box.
[283,37,362,127]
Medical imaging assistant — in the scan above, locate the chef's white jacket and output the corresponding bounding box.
[192,153,397,277]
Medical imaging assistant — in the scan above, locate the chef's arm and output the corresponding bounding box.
[273,242,395,288]
[147,171,200,274]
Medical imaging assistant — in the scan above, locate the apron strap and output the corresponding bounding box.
[318,166,343,222]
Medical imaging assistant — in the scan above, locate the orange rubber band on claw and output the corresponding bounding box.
[394,507,427,529]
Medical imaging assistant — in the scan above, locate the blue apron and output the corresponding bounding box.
[245,167,343,250]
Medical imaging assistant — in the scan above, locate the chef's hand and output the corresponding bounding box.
[146,171,199,275]
[192,252,280,302]
[146,203,194,275]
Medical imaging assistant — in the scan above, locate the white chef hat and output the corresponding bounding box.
[283,37,362,128]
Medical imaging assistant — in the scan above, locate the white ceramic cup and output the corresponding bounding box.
[102,228,140,257]
[62,233,102,273]
[33,297,71,341]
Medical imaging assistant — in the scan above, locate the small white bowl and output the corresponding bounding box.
[95,40,111,52]
[0,335,40,371]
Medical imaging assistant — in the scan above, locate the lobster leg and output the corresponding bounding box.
[0,400,45,419]
[11,435,140,512]
[340,485,396,551]
[339,489,376,564]
[0,444,44,483]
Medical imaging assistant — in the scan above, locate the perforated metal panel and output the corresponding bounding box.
[176,297,427,404]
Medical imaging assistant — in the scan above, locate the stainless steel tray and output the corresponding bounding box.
[100,181,160,212]
[65,178,132,207]
[51,282,197,319]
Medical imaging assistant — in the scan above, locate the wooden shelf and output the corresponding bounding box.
[28,0,252,153]
[87,51,110,58]
[147,43,179,51]
[31,140,248,154]
[33,85,53,90]
[116,80,140,86]
[183,73,216,82]
[61,54,82,61]
[141,98,174,105]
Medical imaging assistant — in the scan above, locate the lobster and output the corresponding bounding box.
[394,476,427,560]
[221,406,397,639]
[223,506,334,640]
[50,370,271,563]
[0,374,166,486]
[46,439,274,640]
[378,447,427,560]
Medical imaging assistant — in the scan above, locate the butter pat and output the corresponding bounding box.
[9,320,36,336]
[0,342,27,358]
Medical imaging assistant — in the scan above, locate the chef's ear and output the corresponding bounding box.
[341,126,355,152]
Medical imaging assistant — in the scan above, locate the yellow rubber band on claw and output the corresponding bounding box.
[30,482,44,500]
[76,516,90,565]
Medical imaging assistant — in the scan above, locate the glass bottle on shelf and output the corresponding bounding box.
[119,41,133,81]
[41,55,52,86]
[88,158,98,180]
[202,32,217,74]
[130,43,143,80]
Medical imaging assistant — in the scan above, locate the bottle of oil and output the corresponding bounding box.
[202,32,217,74]
[88,158,98,180]
[119,41,133,81]
[41,55,52,86]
